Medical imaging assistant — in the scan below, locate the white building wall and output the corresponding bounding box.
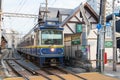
[63,25,73,34]
[105,48,113,59]
[88,40,113,60]
[61,15,68,22]
[88,39,97,60]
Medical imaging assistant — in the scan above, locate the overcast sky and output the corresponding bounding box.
[2,0,86,35]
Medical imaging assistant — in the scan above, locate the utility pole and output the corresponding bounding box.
[45,0,48,20]
[0,0,2,54]
[112,0,117,71]
[98,0,107,72]
[96,0,102,71]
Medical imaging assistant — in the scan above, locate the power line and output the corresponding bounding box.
[14,0,24,12]
[16,0,28,13]
[49,0,56,6]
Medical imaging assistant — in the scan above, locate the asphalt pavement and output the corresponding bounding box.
[104,63,120,79]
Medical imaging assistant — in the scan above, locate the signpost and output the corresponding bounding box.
[71,34,81,45]
[106,22,111,27]
[76,24,82,33]
[97,24,102,30]
[105,41,113,48]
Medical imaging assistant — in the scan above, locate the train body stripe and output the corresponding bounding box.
[23,45,64,48]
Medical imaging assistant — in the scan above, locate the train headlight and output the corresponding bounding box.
[51,48,55,52]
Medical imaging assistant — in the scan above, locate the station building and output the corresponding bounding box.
[38,2,116,67]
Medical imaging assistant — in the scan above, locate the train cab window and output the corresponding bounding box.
[41,29,63,45]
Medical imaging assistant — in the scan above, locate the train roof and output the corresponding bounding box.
[38,20,63,30]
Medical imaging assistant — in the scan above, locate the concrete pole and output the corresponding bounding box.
[98,0,107,73]
[112,0,117,71]
[45,0,48,20]
[96,0,102,71]
[0,0,2,53]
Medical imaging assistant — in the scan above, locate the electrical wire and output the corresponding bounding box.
[49,0,56,6]
[14,0,24,12]
[5,0,27,30]
[16,0,28,13]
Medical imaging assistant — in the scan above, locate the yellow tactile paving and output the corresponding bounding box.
[48,75,61,80]
[59,74,83,80]
[28,76,47,80]
[77,72,119,80]
[3,77,25,80]
[3,72,119,80]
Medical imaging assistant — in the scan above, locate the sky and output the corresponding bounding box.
[2,0,86,36]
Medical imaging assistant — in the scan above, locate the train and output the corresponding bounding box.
[17,20,64,67]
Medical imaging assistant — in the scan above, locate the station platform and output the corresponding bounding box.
[3,72,119,80]
[3,77,24,80]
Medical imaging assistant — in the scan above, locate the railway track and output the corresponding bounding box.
[2,50,119,80]
[41,66,87,80]
[6,60,32,79]
[4,50,51,80]
[4,50,87,80]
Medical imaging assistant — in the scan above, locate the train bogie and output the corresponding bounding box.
[39,57,64,67]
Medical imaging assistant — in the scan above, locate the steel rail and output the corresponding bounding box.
[13,60,37,75]
[14,60,51,80]
[5,60,29,80]
[41,68,66,80]
[57,67,87,80]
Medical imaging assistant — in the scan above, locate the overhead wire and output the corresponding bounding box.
[22,0,46,38]
[14,0,24,12]
[22,0,42,35]
[3,0,57,38]
[49,0,56,6]
[16,0,28,13]
[3,0,28,30]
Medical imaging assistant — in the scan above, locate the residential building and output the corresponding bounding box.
[3,29,19,49]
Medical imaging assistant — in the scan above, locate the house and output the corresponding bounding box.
[59,2,115,67]
[58,2,99,66]
[38,2,115,67]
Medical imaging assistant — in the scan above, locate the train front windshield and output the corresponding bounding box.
[41,29,63,45]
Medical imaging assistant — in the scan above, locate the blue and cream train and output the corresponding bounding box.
[17,20,64,67]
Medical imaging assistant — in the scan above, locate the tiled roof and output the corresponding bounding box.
[39,7,72,18]
[60,2,99,27]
